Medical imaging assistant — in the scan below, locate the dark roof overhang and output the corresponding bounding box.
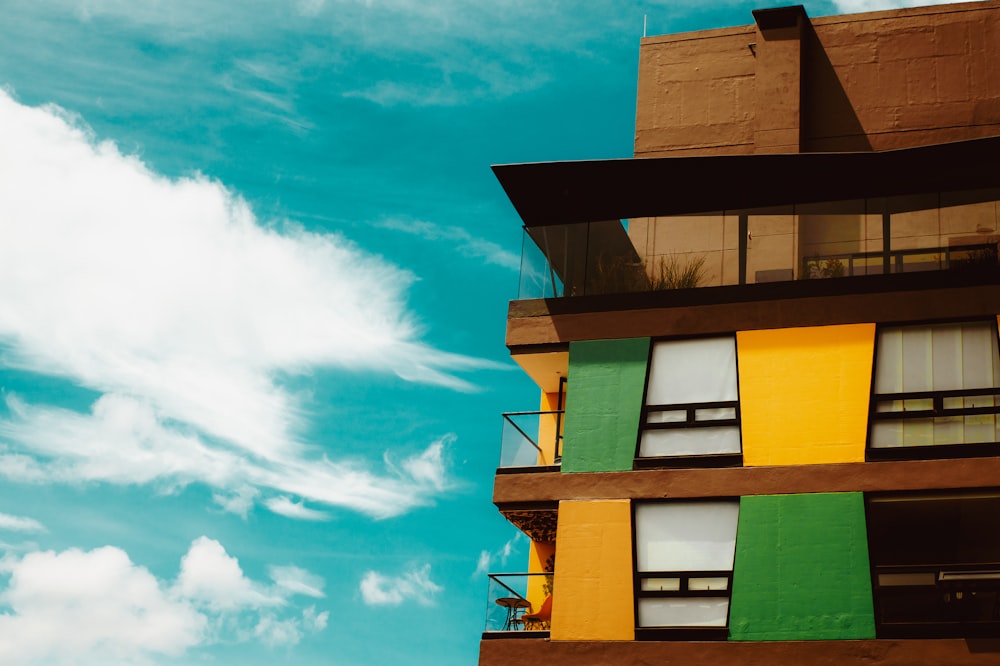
[491,136,1000,227]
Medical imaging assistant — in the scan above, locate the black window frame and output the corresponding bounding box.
[866,490,1000,638]
[634,334,743,470]
[631,499,739,641]
[866,318,1000,461]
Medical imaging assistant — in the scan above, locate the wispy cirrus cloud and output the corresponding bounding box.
[0,537,328,664]
[0,89,484,519]
[359,563,443,607]
[473,532,523,577]
[830,0,974,14]
[25,1,618,108]
[0,513,46,534]
[264,496,332,522]
[376,218,519,271]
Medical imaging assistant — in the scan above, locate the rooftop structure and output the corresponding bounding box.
[481,3,1000,665]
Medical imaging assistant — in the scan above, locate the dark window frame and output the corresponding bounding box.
[631,499,739,641]
[633,335,743,469]
[866,490,1000,638]
[866,319,1000,461]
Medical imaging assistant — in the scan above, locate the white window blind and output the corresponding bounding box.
[635,501,739,628]
[639,337,741,458]
[871,321,1000,449]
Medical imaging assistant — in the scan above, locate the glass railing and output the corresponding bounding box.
[484,573,554,634]
[499,410,563,469]
[516,187,1000,299]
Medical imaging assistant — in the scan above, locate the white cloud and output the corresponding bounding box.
[0,545,205,665]
[0,89,491,518]
[213,485,260,519]
[473,550,491,578]
[174,536,282,612]
[359,563,443,607]
[0,537,328,665]
[830,0,973,13]
[472,532,523,577]
[264,496,331,521]
[376,218,519,271]
[0,513,45,534]
[269,565,326,599]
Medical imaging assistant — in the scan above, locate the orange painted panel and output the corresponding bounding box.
[537,391,562,466]
[550,500,634,641]
[526,540,555,611]
[738,323,875,466]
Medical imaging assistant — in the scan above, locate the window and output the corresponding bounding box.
[637,337,741,466]
[867,492,1000,638]
[869,321,1000,458]
[634,501,739,639]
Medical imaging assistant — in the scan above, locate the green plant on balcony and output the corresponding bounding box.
[542,553,555,596]
[803,256,846,279]
[647,254,706,290]
[585,253,707,294]
[586,253,649,294]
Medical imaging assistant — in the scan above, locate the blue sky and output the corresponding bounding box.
[0,0,967,664]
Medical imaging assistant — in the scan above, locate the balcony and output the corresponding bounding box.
[498,410,563,471]
[516,188,1000,300]
[483,572,553,637]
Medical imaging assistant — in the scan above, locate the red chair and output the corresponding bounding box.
[521,595,552,630]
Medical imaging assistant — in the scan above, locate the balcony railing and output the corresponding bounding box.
[499,410,563,469]
[516,188,1000,299]
[484,572,554,634]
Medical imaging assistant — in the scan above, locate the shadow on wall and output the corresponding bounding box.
[802,25,873,153]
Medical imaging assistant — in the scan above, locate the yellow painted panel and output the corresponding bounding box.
[526,540,555,611]
[738,323,875,466]
[550,500,634,641]
[536,391,562,466]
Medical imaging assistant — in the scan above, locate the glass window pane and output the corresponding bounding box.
[640,578,680,592]
[871,420,903,448]
[638,598,730,627]
[878,573,936,586]
[901,326,933,393]
[635,502,739,572]
[646,338,737,405]
[878,322,1000,395]
[902,398,933,411]
[932,324,963,391]
[638,426,741,457]
[695,407,736,421]
[688,577,729,591]
[964,414,996,443]
[962,322,998,390]
[875,327,903,394]
[647,410,686,424]
[902,418,934,447]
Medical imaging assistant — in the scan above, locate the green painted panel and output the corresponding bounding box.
[729,492,876,641]
[561,338,649,473]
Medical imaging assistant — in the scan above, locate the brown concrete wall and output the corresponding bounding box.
[634,1,1000,157]
[480,638,1000,666]
[806,1,1000,151]
[635,27,756,156]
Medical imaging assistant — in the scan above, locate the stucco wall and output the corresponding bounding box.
[561,338,648,473]
[635,1,1000,156]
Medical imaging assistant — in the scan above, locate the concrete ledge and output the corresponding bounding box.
[479,638,1000,666]
[493,456,1000,506]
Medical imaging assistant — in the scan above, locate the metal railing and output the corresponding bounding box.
[484,573,554,633]
[499,410,564,469]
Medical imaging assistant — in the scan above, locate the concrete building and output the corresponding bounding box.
[481,2,1000,665]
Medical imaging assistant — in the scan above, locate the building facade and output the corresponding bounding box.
[482,2,1000,665]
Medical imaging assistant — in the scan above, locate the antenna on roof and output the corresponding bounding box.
[643,14,648,38]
